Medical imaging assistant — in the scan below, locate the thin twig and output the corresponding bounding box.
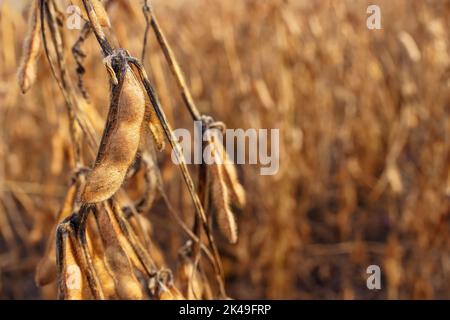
[141,0,151,62]
[144,3,202,121]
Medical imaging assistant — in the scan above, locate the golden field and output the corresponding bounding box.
[0,0,449,299]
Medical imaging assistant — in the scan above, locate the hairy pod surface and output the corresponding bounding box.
[81,67,146,203]
[36,181,78,286]
[109,202,150,274]
[96,205,144,299]
[17,0,41,94]
[86,217,118,299]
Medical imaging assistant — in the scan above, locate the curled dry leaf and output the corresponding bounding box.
[17,0,41,94]
[86,217,117,299]
[145,102,166,152]
[127,211,166,267]
[210,160,239,244]
[109,202,151,275]
[104,246,143,299]
[178,258,204,299]
[212,133,246,208]
[81,66,146,203]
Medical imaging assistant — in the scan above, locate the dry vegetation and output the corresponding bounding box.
[0,0,449,299]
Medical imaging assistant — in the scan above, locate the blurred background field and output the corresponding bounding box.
[0,0,449,299]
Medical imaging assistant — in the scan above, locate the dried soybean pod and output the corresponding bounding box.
[144,96,166,151]
[86,216,117,299]
[207,132,238,244]
[90,0,110,27]
[134,151,160,212]
[127,211,166,267]
[81,63,146,204]
[17,0,41,94]
[127,212,151,248]
[96,206,143,300]
[210,162,238,243]
[106,202,148,275]
[71,0,110,27]
[104,247,143,300]
[91,253,117,299]
[212,134,246,208]
[178,259,204,300]
[36,181,78,286]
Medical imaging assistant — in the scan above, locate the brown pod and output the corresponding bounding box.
[104,247,143,300]
[81,67,146,203]
[207,131,239,244]
[86,217,117,299]
[145,101,166,152]
[17,0,41,94]
[96,206,143,300]
[148,270,184,300]
[212,135,246,208]
[210,162,238,244]
[131,152,159,213]
[135,66,166,152]
[91,255,117,299]
[127,211,166,267]
[127,213,150,247]
[108,202,149,275]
